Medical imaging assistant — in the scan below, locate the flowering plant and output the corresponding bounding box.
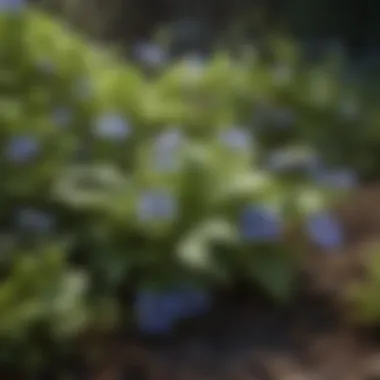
[150,38,377,180]
[0,7,353,353]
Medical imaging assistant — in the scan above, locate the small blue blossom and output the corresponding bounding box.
[306,212,344,249]
[0,0,25,12]
[137,190,177,222]
[16,209,55,233]
[161,286,212,320]
[218,128,251,151]
[5,136,39,163]
[153,151,181,172]
[93,113,131,141]
[135,286,212,334]
[155,129,183,152]
[239,204,282,242]
[53,107,72,128]
[135,290,175,334]
[134,42,167,67]
[159,290,189,321]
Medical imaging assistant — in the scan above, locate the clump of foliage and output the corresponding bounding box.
[0,242,89,366]
[147,37,379,181]
[0,4,360,370]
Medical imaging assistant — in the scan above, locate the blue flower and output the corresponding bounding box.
[306,212,343,249]
[134,42,167,67]
[137,190,177,222]
[93,113,131,141]
[5,136,39,163]
[135,290,175,334]
[16,209,55,233]
[163,287,212,320]
[0,0,25,12]
[135,287,212,334]
[218,128,251,151]
[159,291,188,321]
[156,129,183,152]
[239,204,282,242]
[153,152,180,172]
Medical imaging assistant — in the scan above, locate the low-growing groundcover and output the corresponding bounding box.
[145,36,380,182]
[2,4,380,379]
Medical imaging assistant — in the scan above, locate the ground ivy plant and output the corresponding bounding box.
[0,5,353,348]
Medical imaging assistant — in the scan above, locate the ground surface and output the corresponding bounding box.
[93,295,380,380]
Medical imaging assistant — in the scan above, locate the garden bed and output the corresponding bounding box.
[83,185,380,380]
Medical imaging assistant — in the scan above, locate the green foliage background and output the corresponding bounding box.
[34,0,380,57]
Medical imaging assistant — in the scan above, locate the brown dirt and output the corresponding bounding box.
[90,295,380,380]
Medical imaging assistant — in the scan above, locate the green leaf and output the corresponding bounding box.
[177,219,237,280]
[52,163,129,210]
[214,171,274,204]
[50,270,89,338]
[247,250,296,302]
[177,228,211,271]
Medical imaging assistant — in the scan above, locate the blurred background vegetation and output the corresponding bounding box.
[34,0,380,59]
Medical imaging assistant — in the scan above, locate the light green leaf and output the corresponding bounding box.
[177,230,210,271]
[177,219,237,273]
